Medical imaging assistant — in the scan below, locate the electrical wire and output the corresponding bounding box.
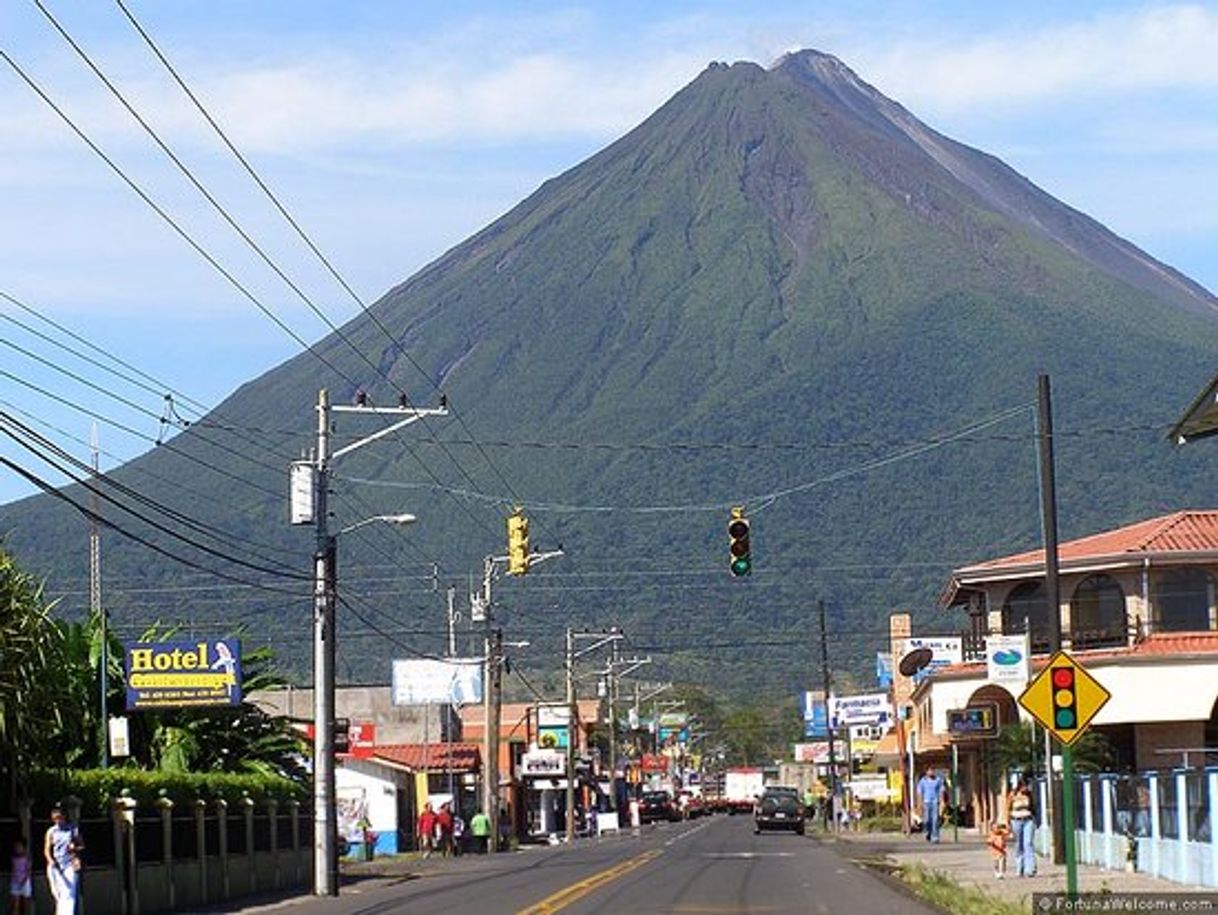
[1,454,308,595]
[1,410,305,573]
[110,0,566,547]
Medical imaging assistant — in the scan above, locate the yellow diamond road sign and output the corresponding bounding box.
[1018,650,1111,746]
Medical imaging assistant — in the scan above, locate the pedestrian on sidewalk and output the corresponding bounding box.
[987,820,1010,879]
[1006,777,1037,877]
[10,837,32,915]
[470,810,491,854]
[417,803,436,858]
[915,766,947,843]
[452,811,465,856]
[436,802,455,857]
[44,805,83,915]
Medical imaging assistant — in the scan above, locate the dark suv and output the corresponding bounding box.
[754,787,805,835]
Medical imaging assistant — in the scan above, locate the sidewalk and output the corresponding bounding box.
[824,828,1212,906]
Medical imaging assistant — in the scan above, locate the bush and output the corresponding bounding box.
[29,769,306,816]
[858,813,903,833]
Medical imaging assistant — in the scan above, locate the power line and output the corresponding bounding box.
[109,0,560,546]
[1,454,308,596]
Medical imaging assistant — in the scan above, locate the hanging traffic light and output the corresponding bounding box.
[728,506,751,577]
[507,510,529,575]
[1051,664,1077,730]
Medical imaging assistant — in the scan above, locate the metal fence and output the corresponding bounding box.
[1032,768,1218,887]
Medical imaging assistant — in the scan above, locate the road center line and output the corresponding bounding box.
[515,849,663,915]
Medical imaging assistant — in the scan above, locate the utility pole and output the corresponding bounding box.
[446,585,457,658]
[1038,374,1074,891]
[607,639,618,813]
[90,423,107,770]
[564,629,624,841]
[819,599,838,829]
[565,627,576,842]
[478,549,563,851]
[295,388,444,897]
[312,389,336,897]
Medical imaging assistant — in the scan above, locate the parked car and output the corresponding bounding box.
[639,791,680,823]
[678,790,706,819]
[754,787,805,835]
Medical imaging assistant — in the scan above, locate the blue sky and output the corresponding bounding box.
[3,1,1218,506]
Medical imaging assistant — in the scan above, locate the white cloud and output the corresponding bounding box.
[858,4,1218,114]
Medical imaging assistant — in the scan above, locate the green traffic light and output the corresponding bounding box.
[731,557,751,576]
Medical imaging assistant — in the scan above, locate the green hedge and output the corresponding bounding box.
[29,769,306,817]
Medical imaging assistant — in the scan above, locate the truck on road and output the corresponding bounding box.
[724,767,765,815]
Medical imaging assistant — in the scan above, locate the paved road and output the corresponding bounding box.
[251,815,938,915]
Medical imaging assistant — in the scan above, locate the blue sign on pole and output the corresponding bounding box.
[876,652,893,688]
[801,692,829,739]
[125,639,242,709]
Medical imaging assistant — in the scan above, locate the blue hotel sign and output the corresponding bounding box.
[125,640,242,709]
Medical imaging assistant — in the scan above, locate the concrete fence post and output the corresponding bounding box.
[1148,772,1161,878]
[288,799,301,887]
[156,792,175,911]
[1207,767,1218,889]
[214,798,230,901]
[112,791,138,915]
[194,799,207,905]
[1176,769,1189,884]
[1099,774,1115,870]
[266,798,280,890]
[1081,777,1094,865]
[242,793,256,893]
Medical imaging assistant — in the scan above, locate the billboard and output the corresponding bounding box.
[125,640,241,709]
[902,637,962,683]
[658,711,689,745]
[800,692,829,739]
[829,693,892,728]
[537,704,570,749]
[391,658,483,706]
[875,652,893,688]
[986,633,1030,686]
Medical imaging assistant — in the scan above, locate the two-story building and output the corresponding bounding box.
[907,510,1218,830]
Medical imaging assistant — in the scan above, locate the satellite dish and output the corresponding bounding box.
[899,647,934,677]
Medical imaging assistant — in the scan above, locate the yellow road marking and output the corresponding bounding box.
[516,849,663,914]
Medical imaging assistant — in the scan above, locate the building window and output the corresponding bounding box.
[1070,574,1127,649]
[1001,582,1053,653]
[1151,568,1213,633]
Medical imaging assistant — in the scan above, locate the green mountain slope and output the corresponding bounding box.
[4,52,1218,697]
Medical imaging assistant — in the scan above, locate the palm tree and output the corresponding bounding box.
[0,549,66,809]
[989,721,1113,781]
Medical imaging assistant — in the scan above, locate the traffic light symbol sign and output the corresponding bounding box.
[507,511,529,575]
[728,507,751,577]
[1052,666,1077,729]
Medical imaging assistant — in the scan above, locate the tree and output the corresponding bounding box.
[0,548,66,808]
[989,721,1114,781]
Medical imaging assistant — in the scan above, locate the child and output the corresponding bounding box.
[987,820,1010,879]
[9,838,32,915]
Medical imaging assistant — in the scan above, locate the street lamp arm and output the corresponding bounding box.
[338,513,417,536]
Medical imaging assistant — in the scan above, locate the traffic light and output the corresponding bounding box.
[728,506,751,577]
[1051,665,1077,730]
[507,510,529,575]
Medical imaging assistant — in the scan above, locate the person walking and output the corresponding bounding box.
[469,810,491,854]
[9,838,32,915]
[1006,777,1037,877]
[915,765,947,843]
[435,803,455,858]
[417,803,436,858]
[44,806,82,915]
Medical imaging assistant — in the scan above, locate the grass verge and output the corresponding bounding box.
[898,864,1027,915]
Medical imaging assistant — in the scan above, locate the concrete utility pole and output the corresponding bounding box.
[478,548,562,851]
[564,629,624,841]
[819,599,839,829]
[90,423,107,769]
[604,652,650,814]
[298,388,443,897]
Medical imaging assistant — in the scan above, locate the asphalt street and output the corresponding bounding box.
[245,815,940,915]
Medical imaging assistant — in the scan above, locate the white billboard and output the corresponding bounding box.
[391,658,483,706]
[986,633,1030,686]
[829,693,892,727]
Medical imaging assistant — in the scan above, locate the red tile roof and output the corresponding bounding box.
[964,511,1218,572]
[370,742,481,773]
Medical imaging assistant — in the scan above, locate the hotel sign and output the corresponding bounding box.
[125,640,242,709]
